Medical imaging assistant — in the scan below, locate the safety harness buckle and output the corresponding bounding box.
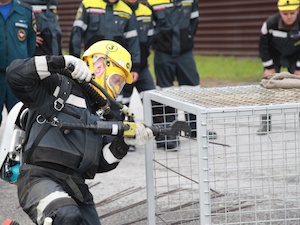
[51,117,59,127]
[54,98,64,111]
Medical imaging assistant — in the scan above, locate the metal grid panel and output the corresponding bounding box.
[157,85,300,108]
[143,85,300,225]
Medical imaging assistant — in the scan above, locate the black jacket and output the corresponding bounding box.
[6,55,129,180]
[69,0,140,72]
[147,0,199,56]
[20,0,62,55]
[259,13,300,70]
[126,1,154,70]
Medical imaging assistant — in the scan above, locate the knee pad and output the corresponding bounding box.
[52,205,83,225]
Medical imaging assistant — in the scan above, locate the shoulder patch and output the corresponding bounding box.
[32,12,37,32]
[76,6,83,19]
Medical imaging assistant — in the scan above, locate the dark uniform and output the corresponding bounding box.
[0,0,36,125]
[147,0,200,88]
[122,1,155,105]
[259,13,300,73]
[69,0,140,73]
[147,0,200,145]
[258,11,300,135]
[6,56,129,225]
[21,0,62,55]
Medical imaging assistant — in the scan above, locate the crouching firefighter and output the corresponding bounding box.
[5,40,154,225]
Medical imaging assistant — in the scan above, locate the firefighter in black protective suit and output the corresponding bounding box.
[6,40,153,225]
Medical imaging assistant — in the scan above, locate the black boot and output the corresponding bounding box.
[257,115,271,135]
[156,135,180,151]
[185,113,197,138]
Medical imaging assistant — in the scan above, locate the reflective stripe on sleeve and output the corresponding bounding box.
[190,10,199,19]
[103,143,121,164]
[53,86,87,108]
[37,191,71,224]
[261,22,268,35]
[35,56,51,79]
[73,20,88,31]
[263,59,274,67]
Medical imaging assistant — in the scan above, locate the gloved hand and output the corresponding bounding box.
[64,55,92,82]
[124,124,154,146]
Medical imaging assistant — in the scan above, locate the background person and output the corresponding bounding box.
[21,0,62,55]
[6,40,153,225]
[258,0,300,134]
[69,0,140,84]
[121,0,156,151]
[147,0,200,149]
[0,0,36,126]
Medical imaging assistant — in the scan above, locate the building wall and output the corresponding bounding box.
[197,0,277,57]
[57,0,81,53]
[57,0,278,57]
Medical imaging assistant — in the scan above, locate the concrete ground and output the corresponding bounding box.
[0,88,152,225]
[1,84,298,225]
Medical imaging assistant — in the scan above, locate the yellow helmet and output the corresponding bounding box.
[278,0,300,11]
[82,40,133,98]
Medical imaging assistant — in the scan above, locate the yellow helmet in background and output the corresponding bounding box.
[82,40,133,98]
[278,0,300,11]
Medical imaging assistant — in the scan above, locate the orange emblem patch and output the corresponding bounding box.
[17,29,26,41]
[76,7,83,19]
[32,12,37,32]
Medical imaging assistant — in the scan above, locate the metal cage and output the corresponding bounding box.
[143,85,300,225]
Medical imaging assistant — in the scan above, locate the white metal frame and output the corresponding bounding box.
[143,85,300,225]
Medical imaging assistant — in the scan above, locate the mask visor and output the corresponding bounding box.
[106,69,126,97]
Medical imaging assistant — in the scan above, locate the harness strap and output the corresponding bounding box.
[23,76,73,163]
[75,129,99,177]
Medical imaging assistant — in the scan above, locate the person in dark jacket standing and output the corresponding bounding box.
[147,0,200,149]
[0,0,36,126]
[258,0,300,134]
[20,0,62,55]
[69,0,140,83]
[121,0,156,151]
[6,40,153,225]
[122,0,155,106]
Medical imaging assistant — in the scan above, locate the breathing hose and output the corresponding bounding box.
[60,63,135,119]
[59,67,115,119]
